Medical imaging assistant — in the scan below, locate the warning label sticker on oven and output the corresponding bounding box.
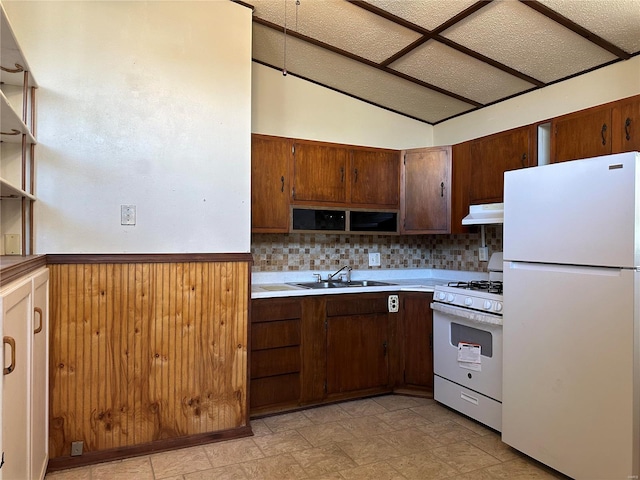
[458,342,481,371]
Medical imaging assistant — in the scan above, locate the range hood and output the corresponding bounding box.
[462,203,504,225]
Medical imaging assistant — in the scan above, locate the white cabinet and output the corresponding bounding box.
[30,270,48,480]
[0,3,38,256]
[0,267,49,480]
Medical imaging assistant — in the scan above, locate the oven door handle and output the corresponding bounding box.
[430,302,502,326]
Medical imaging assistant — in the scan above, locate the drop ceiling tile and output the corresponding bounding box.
[390,40,535,105]
[253,23,475,123]
[538,0,640,54]
[250,0,422,63]
[440,0,619,83]
[365,0,479,31]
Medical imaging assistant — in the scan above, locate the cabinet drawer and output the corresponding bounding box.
[252,319,301,350]
[251,346,301,379]
[251,373,301,409]
[252,299,301,323]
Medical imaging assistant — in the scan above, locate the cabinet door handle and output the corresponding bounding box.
[280,176,285,193]
[383,341,387,357]
[601,123,607,146]
[440,182,444,198]
[340,167,344,183]
[354,168,358,183]
[3,336,16,375]
[625,118,632,141]
[34,307,43,334]
[521,153,527,167]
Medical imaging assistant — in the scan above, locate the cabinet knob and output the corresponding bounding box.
[3,336,16,375]
[354,168,358,183]
[521,153,527,167]
[280,176,285,193]
[601,123,607,146]
[440,182,444,198]
[625,118,632,141]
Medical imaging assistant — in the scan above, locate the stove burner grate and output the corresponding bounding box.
[447,280,503,295]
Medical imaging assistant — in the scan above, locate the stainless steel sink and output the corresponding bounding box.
[289,280,393,289]
[343,280,393,287]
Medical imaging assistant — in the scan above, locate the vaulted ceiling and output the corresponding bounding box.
[245,0,640,124]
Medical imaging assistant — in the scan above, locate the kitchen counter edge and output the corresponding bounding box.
[251,268,487,299]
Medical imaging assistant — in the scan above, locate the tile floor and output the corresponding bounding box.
[44,395,568,480]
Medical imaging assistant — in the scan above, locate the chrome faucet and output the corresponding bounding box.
[328,265,352,282]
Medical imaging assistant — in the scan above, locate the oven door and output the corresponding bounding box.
[432,303,503,402]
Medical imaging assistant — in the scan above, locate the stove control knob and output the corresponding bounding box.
[483,300,492,310]
[465,297,473,306]
[446,293,455,302]
[437,292,446,301]
[495,302,503,312]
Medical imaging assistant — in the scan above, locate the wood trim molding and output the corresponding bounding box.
[46,253,253,264]
[46,426,253,472]
[0,255,47,287]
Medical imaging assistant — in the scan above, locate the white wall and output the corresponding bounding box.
[253,56,639,151]
[252,62,433,149]
[4,1,252,254]
[433,56,640,146]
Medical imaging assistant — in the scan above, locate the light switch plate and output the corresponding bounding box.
[479,247,489,262]
[369,252,381,267]
[4,234,21,255]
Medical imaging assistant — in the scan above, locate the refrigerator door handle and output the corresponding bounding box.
[507,261,625,277]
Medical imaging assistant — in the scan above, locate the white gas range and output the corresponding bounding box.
[430,253,504,432]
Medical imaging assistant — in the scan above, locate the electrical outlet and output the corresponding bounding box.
[369,252,381,267]
[479,246,489,262]
[121,205,136,225]
[71,441,83,456]
[388,295,399,313]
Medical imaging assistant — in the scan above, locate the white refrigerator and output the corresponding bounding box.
[502,151,640,480]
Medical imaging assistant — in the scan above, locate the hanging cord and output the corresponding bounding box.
[282,0,300,77]
[282,0,287,76]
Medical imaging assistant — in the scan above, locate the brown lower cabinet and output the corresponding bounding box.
[398,293,434,391]
[326,295,391,395]
[250,298,302,413]
[250,291,433,416]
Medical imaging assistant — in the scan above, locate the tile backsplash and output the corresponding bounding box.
[252,226,503,273]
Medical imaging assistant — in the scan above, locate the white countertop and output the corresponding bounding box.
[251,268,488,299]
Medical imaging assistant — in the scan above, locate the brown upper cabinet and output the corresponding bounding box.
[291,140,400,209]
[551,94,640,163]
[401,146,451,234]
[450,142,472,235]
[350,148,400,208]
[612,95,640,153]
[251,134,293,233]
[292,141,349,205]
[469,125,534,205]
[552,104,612,163]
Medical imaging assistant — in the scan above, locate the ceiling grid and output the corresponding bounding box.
[246,0,640,124]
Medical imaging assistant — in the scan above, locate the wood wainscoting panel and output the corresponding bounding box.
[48,259,249,459]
